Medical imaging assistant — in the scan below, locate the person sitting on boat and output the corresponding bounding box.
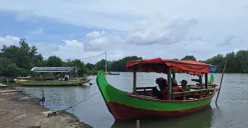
[152,77,167,99]
[159,78,168,100]
[171,78,184,100]
[181,80,190,91]
[171,78,184,92]
[64,74,69,81]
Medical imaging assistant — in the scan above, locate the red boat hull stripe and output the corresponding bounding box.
[107,102,211,120]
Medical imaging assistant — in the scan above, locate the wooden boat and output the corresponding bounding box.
[16,79,91,86]
[96,58,218,120]
[112,107,213,128]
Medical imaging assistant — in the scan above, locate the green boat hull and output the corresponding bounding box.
[17,79,90,86]
[96,70,216,120]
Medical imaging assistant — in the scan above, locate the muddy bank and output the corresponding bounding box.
[0,90,92,128]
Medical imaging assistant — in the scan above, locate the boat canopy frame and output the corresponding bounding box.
[30,67,79,80]
[126,58,215,100]
[31,67,77,73]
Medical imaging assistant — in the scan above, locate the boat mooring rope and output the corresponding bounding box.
[61,91,100,111]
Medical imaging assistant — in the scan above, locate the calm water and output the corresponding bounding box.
[19,73,248,128]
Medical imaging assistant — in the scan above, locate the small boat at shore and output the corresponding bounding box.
[14,66,91,86]
[16,79,91,86]
[96,58,219,120]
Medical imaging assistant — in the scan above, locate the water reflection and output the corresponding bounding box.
[112,107,214,128]
[21,86,78,110]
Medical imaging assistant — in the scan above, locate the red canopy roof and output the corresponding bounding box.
[126,58,210,76]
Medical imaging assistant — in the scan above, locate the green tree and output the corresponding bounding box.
[225,52,239,73]
[46,56,63,67]
[5,63,20,77]
[205,54,224,72]
[33,54,46,67]
[1,38,38,70]
[86,63,95,70]
[63,59,88,76]
[95,59,107,71]
[0,58,9,75]
[181,55,196,61]
[236,50,248,73]
[110,56,142,71]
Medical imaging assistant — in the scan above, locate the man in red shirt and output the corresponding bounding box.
[171,78,184,92]
[171,78,184,100]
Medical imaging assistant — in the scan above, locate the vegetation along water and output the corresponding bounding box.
[1,39,248,78]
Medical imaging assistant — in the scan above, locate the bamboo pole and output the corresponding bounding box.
[215,60,227,106]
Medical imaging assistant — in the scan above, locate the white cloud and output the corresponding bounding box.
[83,31,124,52]
[1,0,248,30]
[126,17,198,45]
[1,0,248,62]
[0,35,20,48]
[49,40,84,60]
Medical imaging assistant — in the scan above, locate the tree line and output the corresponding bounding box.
[0,39,248,77]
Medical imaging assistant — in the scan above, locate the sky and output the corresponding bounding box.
[1,0,248,63]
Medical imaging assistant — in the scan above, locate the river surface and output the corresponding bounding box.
[19,73,248,128]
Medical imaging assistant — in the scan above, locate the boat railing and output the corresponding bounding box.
[136,86,156,96]
[171,89,212,100]
[136,86,156,91]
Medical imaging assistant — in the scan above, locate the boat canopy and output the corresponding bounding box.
[126,58,215,76]
[31,67,74,73]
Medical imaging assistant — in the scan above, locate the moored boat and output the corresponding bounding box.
[16,79,91,86]
[96,58,219,120]
[15,66,91,86]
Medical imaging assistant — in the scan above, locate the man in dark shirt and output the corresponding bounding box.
[181,79,190,91]
[152,77,167,99]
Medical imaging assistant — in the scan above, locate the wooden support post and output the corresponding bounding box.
[167,67,172,100]
[133,70,137,94]
[172,72,176,79]
[199,75,202,88]
[205,73,208,89]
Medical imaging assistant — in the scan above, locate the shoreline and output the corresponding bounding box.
[0,89,93,128]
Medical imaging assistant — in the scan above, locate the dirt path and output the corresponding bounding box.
[0,90,92,128]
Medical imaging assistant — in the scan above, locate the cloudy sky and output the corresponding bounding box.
[1,0,248,63]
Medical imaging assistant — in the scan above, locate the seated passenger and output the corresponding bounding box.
[171,78,184,100]
[152,77,167,99]
[181,80,190,91]
[160,79,167,100]
[171,78,184,92]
